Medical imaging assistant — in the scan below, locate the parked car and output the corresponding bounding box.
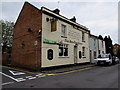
[94,54,112,65]
[112,56,120,64]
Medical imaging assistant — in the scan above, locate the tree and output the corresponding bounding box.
[104,36,109,53]
[104,35,113,55]
[117,48,120,58]
[1,20,14,53]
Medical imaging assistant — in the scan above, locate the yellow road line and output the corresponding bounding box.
[0,65,94,76]
[0,65,48,75]
[52,67,94,75]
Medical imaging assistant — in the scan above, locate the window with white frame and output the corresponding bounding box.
[59,44,68,57]
[82,47,85,57]
[61,24,67,38]
[82,32,85,42]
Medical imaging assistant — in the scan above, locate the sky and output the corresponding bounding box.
[0,0,119,44]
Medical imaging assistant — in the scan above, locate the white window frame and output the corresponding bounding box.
[82,47,85,57]
[59,44,69,57]
[82,32,85,42]
[61,24,67,38]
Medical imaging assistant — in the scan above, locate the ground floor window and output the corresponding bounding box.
[59,44,68,57]
[94,51,97,59]
[82,47,85,57]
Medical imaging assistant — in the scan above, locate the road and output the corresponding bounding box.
[1,64,119,88]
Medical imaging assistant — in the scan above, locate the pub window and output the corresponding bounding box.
[82,32,85,42]
[59,44,68,57]
[47,49,53,60]
[82,47,85,57]
[61,24,67,38]
[51,20,57,32]
[79,51,82,59]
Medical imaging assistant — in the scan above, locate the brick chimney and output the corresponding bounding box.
[53,9,60,14]
[70,16,76,22]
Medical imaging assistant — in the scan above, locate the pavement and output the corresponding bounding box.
[41,63,95,74]
[2,63,95,74]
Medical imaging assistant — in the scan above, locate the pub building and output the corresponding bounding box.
[12,2,90,70]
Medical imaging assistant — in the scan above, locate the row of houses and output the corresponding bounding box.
[11,2,106,70]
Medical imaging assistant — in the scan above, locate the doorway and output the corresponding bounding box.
[74,46,77,64]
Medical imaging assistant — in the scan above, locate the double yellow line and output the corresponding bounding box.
[0,65,94,76]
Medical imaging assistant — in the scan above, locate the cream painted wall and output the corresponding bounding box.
[41,13,90,68]
[98,39,106,54]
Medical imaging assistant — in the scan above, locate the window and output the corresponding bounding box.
[94,39,96,46]
[79,51,82,59]
[61,24,67,38]
[82,32,85,42]
[94,51,97,59]
[47,49,53,60]
[82,47,85,57]
[51,20,57,32]
[59,44,68,57]
[99,50,100,54]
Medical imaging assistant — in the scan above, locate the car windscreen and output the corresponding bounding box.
[98,55,109,58]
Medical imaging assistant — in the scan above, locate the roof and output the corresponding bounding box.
[41,7,89,32]
[90,34,98,38]
[14,1,90,33]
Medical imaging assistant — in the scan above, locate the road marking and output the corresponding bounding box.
[52,67,94,75]
[1,82,14,86]
[0,65,94,76]
[15,78,26,82]
[35,74,46,78]
[9,70,25,75]
[0,72,26,82]
[26,76,36,80]
[0,65,48,75]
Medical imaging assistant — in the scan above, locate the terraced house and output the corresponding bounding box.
[89,34,99,63]
[11,2,90,70]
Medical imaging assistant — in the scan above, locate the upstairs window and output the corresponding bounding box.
[82,32,85,42]
[61,24,67,38]
[51,19,57,32]
[59,44,68,57]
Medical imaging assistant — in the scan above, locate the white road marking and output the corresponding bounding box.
[15,78,26,82]
[0,72,26,82]
[35,74,46,78]
[26,76,36,80]
[9,70,25,75]
[1,82,14,86]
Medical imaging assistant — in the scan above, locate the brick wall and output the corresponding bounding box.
[11,2,42,70]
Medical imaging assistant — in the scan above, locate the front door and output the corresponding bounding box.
[74,46,77,64]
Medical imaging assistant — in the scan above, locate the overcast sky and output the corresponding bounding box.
[1,0,119,44]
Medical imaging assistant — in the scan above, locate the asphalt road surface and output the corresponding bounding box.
[1,64,119,88]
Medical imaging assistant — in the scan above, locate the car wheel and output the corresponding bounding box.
[108,62,112,66]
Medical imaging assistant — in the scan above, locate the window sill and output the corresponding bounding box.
[58,56,69,58]
[61,36,67,38]
[82,41,85,42]
[82,56,86,58]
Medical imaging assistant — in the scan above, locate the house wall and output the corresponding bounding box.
[41,13,90,68]
[98,39,106,55]
[89,35,99,63]
[11,2,42,70]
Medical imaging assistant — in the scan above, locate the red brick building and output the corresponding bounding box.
[12,2,42,70]
[113,44,120,56]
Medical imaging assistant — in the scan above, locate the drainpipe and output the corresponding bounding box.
[34,40,38,71]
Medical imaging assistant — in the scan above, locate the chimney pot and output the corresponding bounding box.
[70,16,76,22]
[53,9,60,14]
